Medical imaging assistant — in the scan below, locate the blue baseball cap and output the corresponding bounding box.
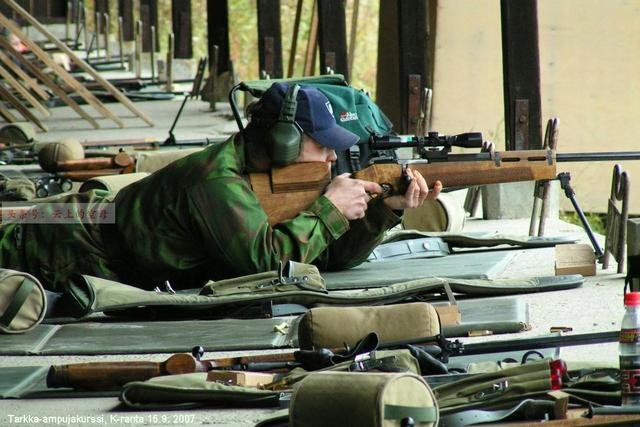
[260,82,359,150]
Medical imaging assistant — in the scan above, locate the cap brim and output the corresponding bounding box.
[308,125,359,150]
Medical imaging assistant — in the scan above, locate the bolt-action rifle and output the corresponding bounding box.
[251,131,640,227]
[47,330,619,391]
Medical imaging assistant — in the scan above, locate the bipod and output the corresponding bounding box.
[163,58,207,146]
[556,172,604,259]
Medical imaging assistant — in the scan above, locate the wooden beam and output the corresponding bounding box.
[0,9,125,128]
[0,63,50,117]
[0,82,47,131]
[257,0,283,78]
[317,0,348,79]
[501,0,542,150]
[0,103,18,124]
[2,1,155,127]
[207,0,231,75]
[0,37,99,129]
[0,50,51,101]
[172,0,193,59]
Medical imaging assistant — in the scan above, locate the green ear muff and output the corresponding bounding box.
[266,84,303,166]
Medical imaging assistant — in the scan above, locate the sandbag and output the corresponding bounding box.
[402,193,466,232]
[289,371,438,427]
[0,269,46,334]
[37,139,84,172]
[297,302,440,350]
[78,172,150,194]
[135,148,203,173]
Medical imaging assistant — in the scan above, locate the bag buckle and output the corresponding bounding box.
[474,380,510,400]
[349,353,398,372]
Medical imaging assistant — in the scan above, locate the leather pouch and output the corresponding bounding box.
[297,302,440,350]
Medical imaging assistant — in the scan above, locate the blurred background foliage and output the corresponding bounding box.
[88,0,379,96]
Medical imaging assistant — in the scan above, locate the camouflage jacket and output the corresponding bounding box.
[110,134,401,289]
[0,134,400,291]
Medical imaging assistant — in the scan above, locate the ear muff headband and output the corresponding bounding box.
[267,84,304,166]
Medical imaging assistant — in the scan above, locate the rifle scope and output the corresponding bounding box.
[370,132,483,150]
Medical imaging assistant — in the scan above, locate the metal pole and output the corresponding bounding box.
[166,33,174,92]
[104,12,111,61]
[118,16,125,69]
[150,25,156,82]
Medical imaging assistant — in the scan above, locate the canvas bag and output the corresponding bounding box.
[0,269,47,334]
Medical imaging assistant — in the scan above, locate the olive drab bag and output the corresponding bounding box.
[229,74,396,174]
[288,372,438,427]
[0,269,47,334]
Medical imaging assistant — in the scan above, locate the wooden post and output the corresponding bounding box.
[397,0,430,134]
[0,36,99,129]
[257,0,283,78]
[140,0,159,53]
[207,0,231,76]
[347,0,359,77]
[317,0,348,79]
[287,0,304,78]
[303,0,318,76]
[2,2,155,127]
[501,0,542,150]
[118,0,134,41]
[172,0,193,58]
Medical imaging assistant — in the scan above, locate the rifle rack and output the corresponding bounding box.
[0,0,155,130]
[603,164,630,273]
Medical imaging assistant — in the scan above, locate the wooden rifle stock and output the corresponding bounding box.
[252,150,558,225]
[52,152,134,172]
[47,351,301,390]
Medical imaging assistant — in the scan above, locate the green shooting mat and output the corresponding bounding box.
[323,250,516,289]
[0,317,298,356]
[0,366,114,399]
[0,296,529,356]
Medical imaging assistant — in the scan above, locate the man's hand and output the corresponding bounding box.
[383,168,442,211]
[324,173,383,220]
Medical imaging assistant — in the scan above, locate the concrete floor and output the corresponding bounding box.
[0,88,628,426]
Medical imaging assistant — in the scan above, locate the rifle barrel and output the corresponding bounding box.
[459,330,619,357]
[557,151,640,162]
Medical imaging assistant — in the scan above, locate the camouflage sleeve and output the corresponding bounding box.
[186,176,351,276]
[313,198,401,271]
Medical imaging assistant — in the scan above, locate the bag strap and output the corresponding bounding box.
[384,404,437,422]
[0,278,36,328]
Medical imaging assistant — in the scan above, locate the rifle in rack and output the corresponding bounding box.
[251,131,640,237]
